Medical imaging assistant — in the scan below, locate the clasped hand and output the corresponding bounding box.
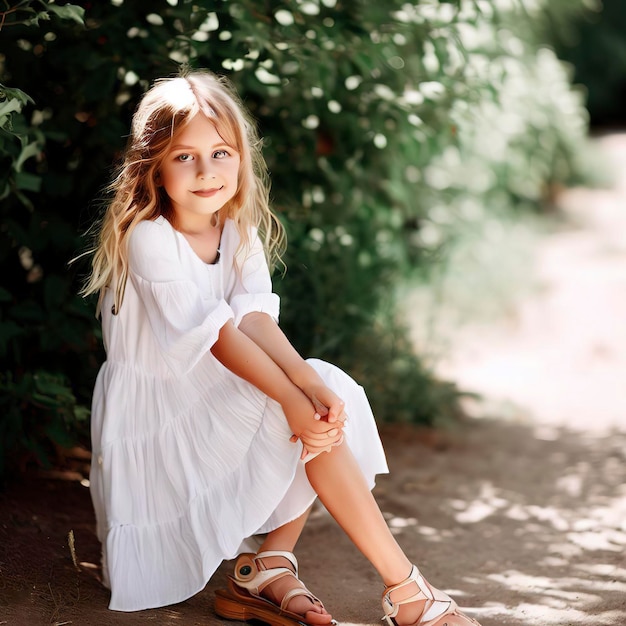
[283,383,347,460]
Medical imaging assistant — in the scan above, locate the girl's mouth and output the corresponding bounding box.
[193,187,222,197]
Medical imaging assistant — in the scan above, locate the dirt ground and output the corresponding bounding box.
[2,133,626,626]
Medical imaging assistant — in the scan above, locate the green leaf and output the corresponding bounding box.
[15,140,42,172]
[31,392,60,409]
[0,85,34,107]
[15,171,42,192]
[43,422,76,448]
[45,3,85,25]
[73,405,90,422]
[0,98,22,123]
[34,373,76,402]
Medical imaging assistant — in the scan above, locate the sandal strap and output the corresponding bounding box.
[281,586,323,612]
[382,565,454,625]
[233,551,299,596]
[232,550,326,610]
[255,550,299,575]
[231,550,327,614]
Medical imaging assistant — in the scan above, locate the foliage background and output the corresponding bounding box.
[0,0,597,477]
[551,0,626,128]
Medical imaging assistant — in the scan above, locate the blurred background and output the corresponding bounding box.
[0,0,624,479]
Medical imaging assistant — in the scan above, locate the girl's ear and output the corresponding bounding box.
[155,172,162,186]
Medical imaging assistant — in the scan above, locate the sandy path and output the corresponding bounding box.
[437,133,626,437]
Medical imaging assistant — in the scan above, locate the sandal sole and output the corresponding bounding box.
[214,588,308,626]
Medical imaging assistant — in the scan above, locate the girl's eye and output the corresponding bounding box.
[213,149,230,159]
[177,154,193,162]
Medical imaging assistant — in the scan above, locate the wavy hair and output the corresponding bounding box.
[80,68,285,315]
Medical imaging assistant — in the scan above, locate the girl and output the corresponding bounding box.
[81,68,481,626]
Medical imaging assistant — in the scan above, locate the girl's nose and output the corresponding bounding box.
[198,158,216,180]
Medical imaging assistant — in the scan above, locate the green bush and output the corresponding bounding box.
[0,0,593,476]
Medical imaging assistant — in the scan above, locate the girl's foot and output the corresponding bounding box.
[214,550,334,626]
[255,553,332,624]
[382,565,482,626]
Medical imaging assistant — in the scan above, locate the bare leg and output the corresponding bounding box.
[258,508,311,553]
[305,442,424,624]
[254,508,333,624]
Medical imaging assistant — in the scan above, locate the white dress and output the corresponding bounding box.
[89,215,389,612]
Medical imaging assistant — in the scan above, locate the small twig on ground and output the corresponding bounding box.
[48,582,61,620]
[67,530,80,572]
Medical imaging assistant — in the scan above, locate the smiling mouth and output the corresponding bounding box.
[193,187,223,197]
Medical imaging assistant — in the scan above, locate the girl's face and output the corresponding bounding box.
[159,113,240,230]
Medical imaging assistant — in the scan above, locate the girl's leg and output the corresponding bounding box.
[251,509,333,624]
[305,443,424,624]
[258,509,310,553]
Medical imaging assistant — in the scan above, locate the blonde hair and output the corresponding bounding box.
[80,68,285,315]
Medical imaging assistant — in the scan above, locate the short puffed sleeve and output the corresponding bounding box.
[128,219,234,374]
[227,226,280,326]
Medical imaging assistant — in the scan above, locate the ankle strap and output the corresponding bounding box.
[382,565,433,620]
[255,550,298,574]
[382,564,455,624]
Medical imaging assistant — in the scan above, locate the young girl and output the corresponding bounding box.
[82,68,481,626]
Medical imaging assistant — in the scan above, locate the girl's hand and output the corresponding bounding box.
[281,387,346,459]
[290,429,345,460]
[303,383,347,425]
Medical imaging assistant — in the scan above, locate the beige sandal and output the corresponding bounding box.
[214,550,335,626]
[382,565,482,626]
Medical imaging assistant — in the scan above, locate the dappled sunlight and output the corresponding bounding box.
[449,481,508,523]
[483,569,626,624]
[387,514,419,536]
[502,604,622,625]
[372,416,626,625]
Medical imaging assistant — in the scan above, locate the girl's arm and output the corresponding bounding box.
[227,226,344,421]
[237,311,345,423]
[210,320,344,457]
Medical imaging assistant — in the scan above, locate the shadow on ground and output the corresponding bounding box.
[1,416,625,625]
